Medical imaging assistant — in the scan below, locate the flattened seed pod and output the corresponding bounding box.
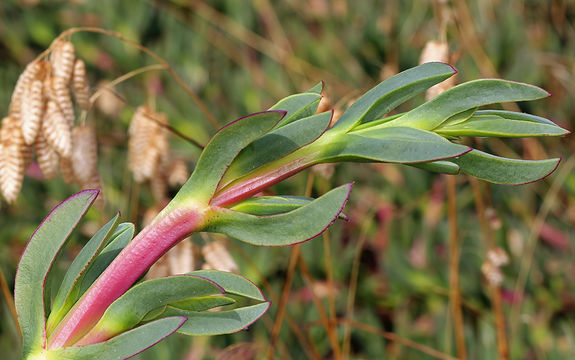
[11,61,45,109]
[50,76,75,126]
[21,80,44,145]
[0,125,25,203]
[43,100,71,158]
[71,126,98,184]
[167,157,189,187]
[127,106,157,182]
[59,156,76,184]
[36,133,60,180]
[72,59,91,110]
[51,40,75,83]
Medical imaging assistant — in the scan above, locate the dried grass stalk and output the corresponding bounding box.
[21,80,44,145]
[50,40,75,83]
[72,59,90,110]
[43,100,71,158]
[35,133,60,180]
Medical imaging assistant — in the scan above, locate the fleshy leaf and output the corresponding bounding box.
[45,317,186,360]
[331,62,456,133]
[168,296,236,312]
[230,195,314,216]
[320,127,470,163]
[165,302,270,336]
[383,79,549,130]
[175,111,285,203]
[451,149,561,184]
[269,93,322,127]
[47,214,121,333]
[189,270,266,301]
[221,111,332,187]
[306,81,324,95]
[474,110,560,126]
[14,190,98,357]
[77,223,134,297]
[204,183,352,246]
[410,160,460,175]
[435,114,569,137]
[78,275,223,344]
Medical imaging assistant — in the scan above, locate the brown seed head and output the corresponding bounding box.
[50,40,75,83]
[59,156,76,184]
[35,133,60,180]
[0,120,25,203]
[50,76,75,126]
[71,126,98,184]
[21,80,44,145]
[167,157,189,187]
[72,59,91,110]
[419,41,456,100]
[201,240,238,273]
[43,100,72,158]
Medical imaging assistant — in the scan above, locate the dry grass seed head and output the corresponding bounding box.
[59,156,76,184]
[35,133,60,180]
[167,157,189,187]
[50,76,75,126]
[10,61,47,114]
[50,40,75,83]
[43,100,72,158]
[419,40,456,100]
[78,172,104,210]
[201,240,238,273]
[150,172,168,204]
[72,59,91,111]
[167,240,195,275]
[0,119,26,203]
[71,126,98,184]
[21,80,45,145]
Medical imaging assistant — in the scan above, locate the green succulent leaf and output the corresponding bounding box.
[84,275,223,341]
[383,79,549,130]
[435,114,569,137]
[410,160,460,175]
[204,183,352,246]
[331,62,456,133]
[451,149,561,184]
[14,190,98,357]
[269,93,322,127]
[188,270,266,301]
[320,127,470,163]
[306,81,324,95]
[175,111,285,204]
[77,223,134,296]
[168,296,236,312]
[221,111,332,187]
[474,110,560,126]
[45,317,186,360]
[47,214,121,333]
[165,302,270,336]
[230,195,314,216]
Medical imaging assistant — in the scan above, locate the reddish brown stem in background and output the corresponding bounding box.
[447,175,467,360]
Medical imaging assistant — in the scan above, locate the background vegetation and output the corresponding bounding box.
[0,0,574,359]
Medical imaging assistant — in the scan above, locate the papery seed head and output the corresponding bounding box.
[35,133,60,180]
[481,261,504,287]
[419,41,456,100]
[150,172,168,204]
[0,128,25,204]
[50,76,75,126]
[167,240,195,275]
[201,240,238,273]
[43,100,72,158]
[167,157,189,187]
[11,61,45,108]
[95,80,123,117]
[51,40,75,83]
[59,156,76,184]
[487,247,510,268]
[72,59,91,110]
[21,80,44,145]
[71,126,98,184]
[78,172,104,210]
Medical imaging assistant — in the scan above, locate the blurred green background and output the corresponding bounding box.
[1,0,574,359]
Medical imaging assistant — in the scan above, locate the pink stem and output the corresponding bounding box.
[211,151,319,207]
[47,205,206,349]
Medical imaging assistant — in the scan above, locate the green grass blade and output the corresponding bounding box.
[331,62,456,133]
[204,184,352,246]
[385,79,549,130]
[46,317,186,360]
[14,190,98,357]
[451,149,561,184]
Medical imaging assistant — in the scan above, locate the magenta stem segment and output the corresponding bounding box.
[47,204,206,349]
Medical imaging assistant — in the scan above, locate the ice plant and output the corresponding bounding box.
[13,63,568,359]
